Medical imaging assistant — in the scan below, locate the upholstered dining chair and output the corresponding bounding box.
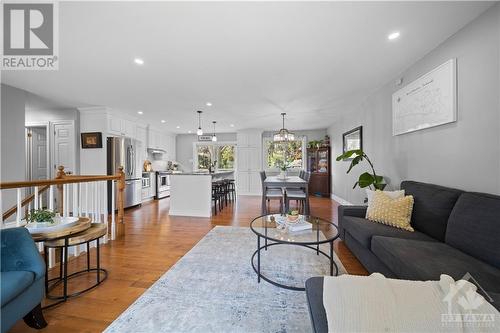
[285,171,311,214]
[260,171,284,214]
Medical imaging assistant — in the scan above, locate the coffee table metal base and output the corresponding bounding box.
[251,237,338,291]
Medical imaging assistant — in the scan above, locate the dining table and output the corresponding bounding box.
[263,176,310,215]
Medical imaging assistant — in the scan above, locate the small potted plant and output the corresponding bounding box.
[26,208,57,226]
[286,209,300,223]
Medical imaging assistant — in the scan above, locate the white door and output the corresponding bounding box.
[53,122,76,176]
[32,127,48,179]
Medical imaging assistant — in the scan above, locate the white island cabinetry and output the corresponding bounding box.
[169,172,234,217]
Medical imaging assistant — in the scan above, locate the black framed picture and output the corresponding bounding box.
[81,132,103,149]
[342,126,362,159]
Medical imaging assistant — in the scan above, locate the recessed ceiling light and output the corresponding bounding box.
[176,126,180,129]
[134,58,144,65]
[161,120,166,123]
[206,102,212,107]
[230,124,235,127]
[137,111,143,115]
[388,31,400,40]
[188,130,192,134]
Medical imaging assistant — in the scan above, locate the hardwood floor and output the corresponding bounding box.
[11,195,367,333]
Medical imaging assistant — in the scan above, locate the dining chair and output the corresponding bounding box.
[260,171,284,214]
[285,171,311,214]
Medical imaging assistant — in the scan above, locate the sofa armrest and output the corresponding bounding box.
[1,227,45,280]
[338,205,368,240]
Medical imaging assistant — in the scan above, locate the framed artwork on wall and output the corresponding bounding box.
[81,132,103,149]
[342,126,362,160]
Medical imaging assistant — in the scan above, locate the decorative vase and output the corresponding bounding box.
[280,170,286,179]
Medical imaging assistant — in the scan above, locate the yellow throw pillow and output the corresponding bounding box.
[366,191,415,232]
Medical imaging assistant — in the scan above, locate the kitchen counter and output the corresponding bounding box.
[169,171,234,217]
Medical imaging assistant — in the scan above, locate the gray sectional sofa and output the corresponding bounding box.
[305,181,500,333]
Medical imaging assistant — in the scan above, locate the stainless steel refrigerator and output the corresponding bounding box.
[107,137,142,209]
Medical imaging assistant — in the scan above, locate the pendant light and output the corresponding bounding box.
[211,121,217,142]
[196,110,203,135]
[273,112,295,142]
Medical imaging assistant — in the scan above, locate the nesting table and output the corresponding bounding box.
[28,217,108,308]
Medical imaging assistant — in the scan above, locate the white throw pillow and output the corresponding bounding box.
[366,189,405,205]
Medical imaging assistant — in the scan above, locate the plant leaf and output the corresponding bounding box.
[358,172,375,188]
[346,155,362,173]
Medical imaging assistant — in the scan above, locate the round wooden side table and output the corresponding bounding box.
[43,223,108,303]
[27,217,107,308]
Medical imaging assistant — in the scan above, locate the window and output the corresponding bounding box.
[264,138,305,170]
[194,143,236,171]
[218,145,235,170]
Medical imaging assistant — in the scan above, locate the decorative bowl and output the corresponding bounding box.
[286,214,300,223]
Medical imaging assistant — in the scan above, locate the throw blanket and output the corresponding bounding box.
[323,273,499,332]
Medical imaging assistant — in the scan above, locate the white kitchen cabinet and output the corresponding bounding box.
[236,129,262,195]
[108,116,123,136]
[108,114,137,138]
[136,125,148,146]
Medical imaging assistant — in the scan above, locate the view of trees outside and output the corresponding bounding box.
[265,140,303,169]
[196,144,235,170]
[218,145,235,170]
[197,145,212,170]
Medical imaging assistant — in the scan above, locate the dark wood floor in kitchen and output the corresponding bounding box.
[11,195,367,333]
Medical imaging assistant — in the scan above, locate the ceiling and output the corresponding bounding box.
[2,1,494,133]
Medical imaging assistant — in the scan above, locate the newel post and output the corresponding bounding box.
[56,165,66,215]
[116,166,126,236]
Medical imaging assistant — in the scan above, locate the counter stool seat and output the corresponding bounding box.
[43,223,108,302]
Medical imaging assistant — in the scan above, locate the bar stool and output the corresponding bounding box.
[227,179,236,201]
[212,181,224,214]
[43,223,108,301]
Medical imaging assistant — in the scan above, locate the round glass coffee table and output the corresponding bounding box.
[250,214,339,291]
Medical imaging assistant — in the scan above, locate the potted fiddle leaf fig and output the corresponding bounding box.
[336,149,386,190]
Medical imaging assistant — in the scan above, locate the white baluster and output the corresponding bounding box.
[16,188,22,226]
[34,186,39,210]
[73,183,78,217]
[96,182,101,223]
[49,185,54,210]
[84,182,88,217]
[111,180,116,240]
[94,182,98,222]
[103,181,108,243]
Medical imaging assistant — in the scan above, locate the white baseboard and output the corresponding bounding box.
[330,194,353,206]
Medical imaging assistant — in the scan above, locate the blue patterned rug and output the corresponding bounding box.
[105,226,346,333]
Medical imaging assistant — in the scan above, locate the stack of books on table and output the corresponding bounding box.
[288,220,312,232]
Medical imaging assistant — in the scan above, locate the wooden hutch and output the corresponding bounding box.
[306,146,331,197]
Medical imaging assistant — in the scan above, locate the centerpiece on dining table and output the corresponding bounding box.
[278,160,290,180]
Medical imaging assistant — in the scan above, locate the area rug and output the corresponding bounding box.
[104,226,346,333]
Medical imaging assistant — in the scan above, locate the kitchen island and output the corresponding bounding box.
[169,171,234,217]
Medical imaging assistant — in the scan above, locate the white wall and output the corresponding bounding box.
[1,84,27,214]
[176,133,237,172]
[328,4,500,204]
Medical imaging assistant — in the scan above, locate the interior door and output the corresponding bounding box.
[28,127,48,180]
[53,122,75,176]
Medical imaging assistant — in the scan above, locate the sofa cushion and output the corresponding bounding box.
[445,192,500,269]
[0,270,35,306]
[401,181,463,241]
[371,237,500,293]
[342,216,435,248]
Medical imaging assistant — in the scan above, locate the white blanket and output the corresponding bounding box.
[323,273,499,333]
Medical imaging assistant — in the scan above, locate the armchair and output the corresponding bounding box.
[1,227,47,332]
